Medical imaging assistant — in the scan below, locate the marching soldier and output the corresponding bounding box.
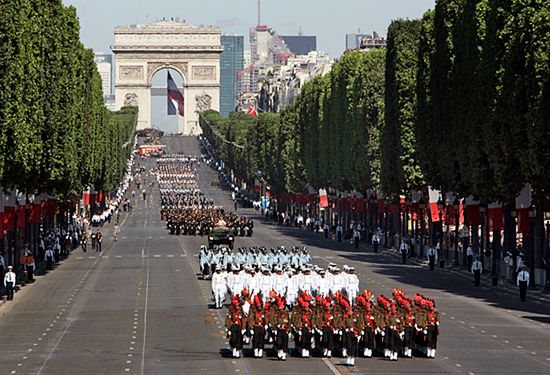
[248,295,267,358]
[211,266,227,309]
[225,296,245,358]
[275,296,290,360]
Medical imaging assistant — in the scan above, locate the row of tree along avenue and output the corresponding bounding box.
[0,2,137,266]
[200,0,549,288]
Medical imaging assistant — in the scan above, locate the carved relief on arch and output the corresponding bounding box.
[124,93,138,107]
[147,62,188,84]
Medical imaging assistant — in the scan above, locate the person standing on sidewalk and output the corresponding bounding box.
[400,241,409,264]
[353,227,361,249]
[516,266,529,301]
[323,222,330,239]
[4,265,16,301]
[472,256,482,286]
[45,248,54,270]
[466,244,474,272]
[427,245,438,271]
[336,224,343,242]
[372,231,380,253]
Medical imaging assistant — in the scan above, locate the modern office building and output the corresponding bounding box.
[94,53,113,97]
[345,33,371,50]
[220,35,244,116]
[282,35,317,56]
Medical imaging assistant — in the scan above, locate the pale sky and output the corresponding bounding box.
[63,0,435,58]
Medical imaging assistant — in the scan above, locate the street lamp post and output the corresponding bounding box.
[369,194,376,234]
[543,212,550,294]
[528,206,537,289]
[384,205,389,249]
[419,196,425,258]
[511,209,518,276]
[453,198,460,266]
[405,197,412,254]
[480,205,487,270]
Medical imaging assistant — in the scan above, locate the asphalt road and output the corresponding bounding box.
[1,136,549,375]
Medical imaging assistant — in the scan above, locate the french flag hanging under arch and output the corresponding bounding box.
[167,72,184,116]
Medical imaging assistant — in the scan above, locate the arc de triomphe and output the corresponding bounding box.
[112,20,222,135]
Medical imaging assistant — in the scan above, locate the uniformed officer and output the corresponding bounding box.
[4,265,16,301]
[427,245,438,271]
[516,266,529,301]
[400,241,408,264]
[471,256,482,286]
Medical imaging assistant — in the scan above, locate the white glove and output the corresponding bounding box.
[227,331,231,336]
[423,329,428,335]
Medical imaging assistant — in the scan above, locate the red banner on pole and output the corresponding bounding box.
[465,205,481,226]
[16,205,26,229]
[4,206,15,229]
[488,207,504,231]
[517,208,531,234]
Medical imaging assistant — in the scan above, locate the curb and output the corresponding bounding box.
[381,247,550,303]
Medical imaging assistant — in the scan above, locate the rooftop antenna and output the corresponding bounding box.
[299,26,303,36]
[257,0,261,26]
[358,27,361,34]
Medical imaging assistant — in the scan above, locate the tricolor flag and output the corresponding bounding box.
[247,103,258,117]
[167,72,184,116]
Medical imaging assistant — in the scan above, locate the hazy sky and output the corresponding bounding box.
[64,0,435,58]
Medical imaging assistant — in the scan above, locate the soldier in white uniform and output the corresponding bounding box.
[199,246,211,279]
[212,266,227,309]
[227,267,244,296]
[272,267,287,296]
[317,270,329,297]
[286,269,299,305]
[259,269,273,302]
[345,267,360,303]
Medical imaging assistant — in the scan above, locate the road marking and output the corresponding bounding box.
[115,255,122,258]
[76,257,83,260]
[88,256,96,259]
[456,364,462,367]
[181,254,187,257]
[141,244,151,375]
[102,256,109,259]
[492,335,497,338]
[517,345,523,349]
[531,352,537,355]
[160,236,166,239]
[153,255,161,258]
[322,358,342,375]
[167,254,174,258]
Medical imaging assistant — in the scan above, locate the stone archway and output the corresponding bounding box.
[112,20,222,135]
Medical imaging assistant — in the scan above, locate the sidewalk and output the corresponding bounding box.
[254,214,550,304]
[0,212,126,309]
[380,245,550,303]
